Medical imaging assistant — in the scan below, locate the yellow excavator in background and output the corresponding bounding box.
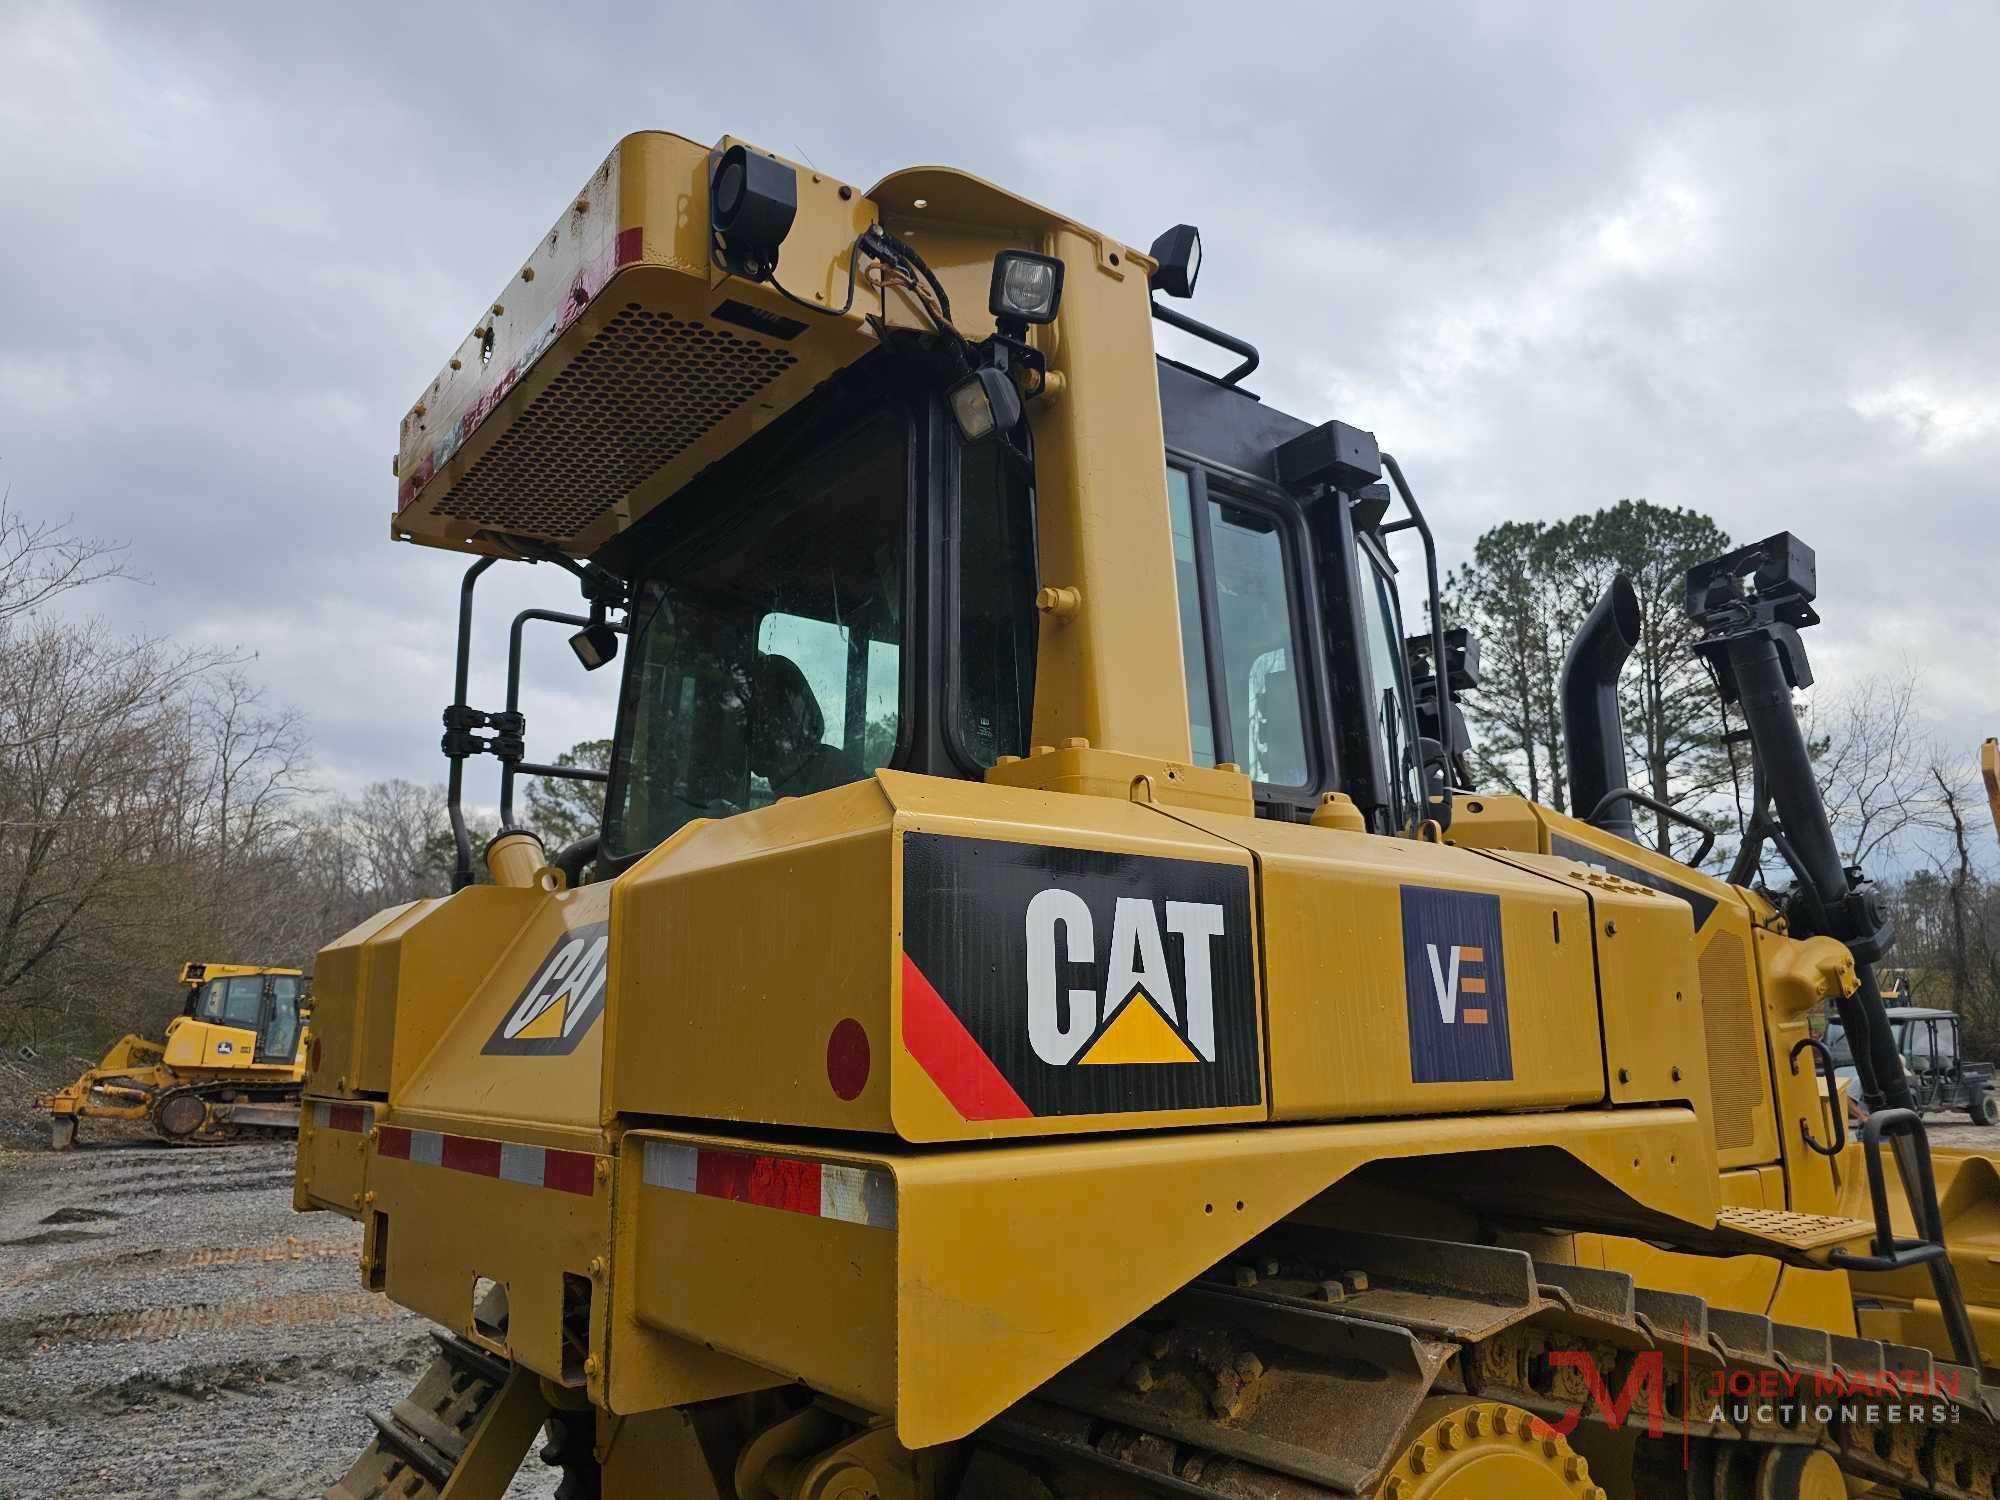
[295,132,2000,1498]
[41,960,309,1149]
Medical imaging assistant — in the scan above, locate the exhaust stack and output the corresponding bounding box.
[1560,575,1641,842]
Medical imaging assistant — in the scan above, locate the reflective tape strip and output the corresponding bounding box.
[374,1125,595,1196]
[312,1101,372,1133]
[642,1142,894,1229]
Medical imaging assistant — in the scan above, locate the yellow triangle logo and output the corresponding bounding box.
[515,989,571,1041]
[1077,990,1201,1065]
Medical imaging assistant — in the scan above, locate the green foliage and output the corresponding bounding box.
[1449,499,1733,861]
[521,738,611,850]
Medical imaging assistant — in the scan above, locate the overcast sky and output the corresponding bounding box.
[3,3,1996,833]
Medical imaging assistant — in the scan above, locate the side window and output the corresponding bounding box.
[195,981,228,1023]
[221,977,264,1027]
[956,443,1038,766]
[1358,553,1424,825]
[1209,503,1309,786]
[1167,469,1217,767]
[1166,466,1312,786]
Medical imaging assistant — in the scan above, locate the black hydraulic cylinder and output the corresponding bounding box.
[1560,575,1641,843]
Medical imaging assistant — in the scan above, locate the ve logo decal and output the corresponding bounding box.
[1401,886,1513,1083]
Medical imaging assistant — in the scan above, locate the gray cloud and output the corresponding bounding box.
[3,1,1995,817]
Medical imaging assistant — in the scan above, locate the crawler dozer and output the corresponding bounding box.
[298,132,2000,1498]
[43,961,309,1148]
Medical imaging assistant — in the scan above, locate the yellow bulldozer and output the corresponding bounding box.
[296,132,2000,1498]
[42,960,309,1149]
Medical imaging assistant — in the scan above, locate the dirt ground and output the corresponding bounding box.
[0,1137,559,1499]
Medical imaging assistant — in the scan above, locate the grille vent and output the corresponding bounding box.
[434,303,799,535]
[1698,928,1762,1151]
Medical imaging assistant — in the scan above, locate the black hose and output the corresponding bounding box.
[553,834,600,889]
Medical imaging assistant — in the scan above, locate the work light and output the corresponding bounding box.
[1148,223,1202,299]
[710,145,797,276]
[948,366,1024,442]
[988,251,1064,328]
[569,621,620,671]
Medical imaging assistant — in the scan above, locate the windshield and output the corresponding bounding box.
[1358,550,1422,825]
[603,412,906,858]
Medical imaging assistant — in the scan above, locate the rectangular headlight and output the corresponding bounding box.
[988,251,1065,326]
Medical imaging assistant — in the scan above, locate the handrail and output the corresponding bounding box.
[1150,301,1259,386]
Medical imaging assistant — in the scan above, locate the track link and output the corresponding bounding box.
[1005,1227,2000,1498]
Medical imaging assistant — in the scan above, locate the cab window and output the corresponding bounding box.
[604,411,907,859]
[1166,466,1312,787]
[1358,547,1424,826]
[955,442,1038,766]
[199,976,264,1028]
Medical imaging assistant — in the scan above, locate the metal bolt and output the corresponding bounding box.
[594,1158,611,1183]
[1122,1360,1154,1393]
[1343,1270,1370,1293]
[1259,1256,1281,1277]
[491,304,505,317]
[1312,1279,1345,1302]
[583,1354,600,1378]
[363,1190,376,1206]
[1231,1265,1258,1288]
[1563,1455,1589,1481]
[1233,1351,1263,1382]
[449,358,462,370]
[520,267,535,282]
[588,1257,606,1281]
[1061,737,1090,750]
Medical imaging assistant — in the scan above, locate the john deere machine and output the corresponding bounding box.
[297,132,2000,1499]
[43,961,309,1148]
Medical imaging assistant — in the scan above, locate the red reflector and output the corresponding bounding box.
[697,1150,821,1215]
[441,1133,502,1177]
[328,1104,365,1133]
[543,1149,595,1196]
[377,1126,412,1160]
[826,1017,870,1101]
[615,226,643,266]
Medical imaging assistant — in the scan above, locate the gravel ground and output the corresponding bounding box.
[0,1140,559,1499]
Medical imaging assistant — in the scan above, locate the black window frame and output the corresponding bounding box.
[1164,447,1335,817]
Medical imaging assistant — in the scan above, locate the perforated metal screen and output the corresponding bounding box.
[433,303,800,537]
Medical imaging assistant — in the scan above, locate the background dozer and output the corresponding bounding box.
[296,131,2000,1499]
[42,960,310,1149]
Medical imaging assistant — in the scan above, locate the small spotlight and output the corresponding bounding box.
[948,366,1024,442]
[710,144,797,277]
[1147,223,1202,299]
[989,251,1065,330]
[569,621,619,671]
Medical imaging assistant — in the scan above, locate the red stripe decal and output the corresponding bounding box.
[900,953,1033,1121]
[696,1150,822,1215]
[442,1133,502,1178]
[542,1149,596,1196]
[615,226,643,266]
[328,1104,365,1133]
[377,1126,411,1159]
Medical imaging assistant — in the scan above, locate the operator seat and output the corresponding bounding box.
[749,652,852,799]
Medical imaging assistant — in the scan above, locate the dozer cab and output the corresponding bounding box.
[42,961,310,1148]
[297,132,2000,1499]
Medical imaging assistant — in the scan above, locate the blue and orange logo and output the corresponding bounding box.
[1401,886,1512,1083]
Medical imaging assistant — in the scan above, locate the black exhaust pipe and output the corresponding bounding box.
[1560,574,1641,842]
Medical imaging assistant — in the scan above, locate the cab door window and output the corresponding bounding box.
[1358,547,1424,826]
[1166,466,1313,788]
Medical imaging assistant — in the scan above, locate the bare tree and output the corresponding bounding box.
[1804,672,1949,871]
